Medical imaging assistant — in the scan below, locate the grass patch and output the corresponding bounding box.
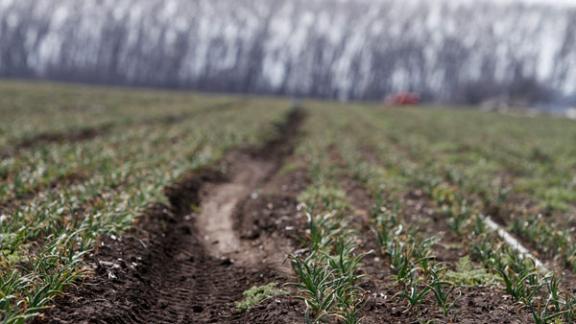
[443,256,501,287]
[235,282,287,312]
[298,185,349,212]
[277,161,302,176]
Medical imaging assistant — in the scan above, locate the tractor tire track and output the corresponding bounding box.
[37,108,305,323]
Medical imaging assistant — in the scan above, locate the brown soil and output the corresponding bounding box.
[36,108,306,323]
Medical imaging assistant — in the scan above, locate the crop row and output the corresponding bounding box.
[0,100,244,207]
[339,105,576,321]
[289,105,368,323]
[348,106,576,274]
[0,81,236,151]
[286,103,576,322]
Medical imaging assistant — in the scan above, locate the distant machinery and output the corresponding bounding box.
[385,92,420,106]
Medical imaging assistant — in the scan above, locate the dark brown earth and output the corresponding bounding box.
[36,109,306,324]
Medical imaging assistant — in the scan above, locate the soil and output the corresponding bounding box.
[36,107,536,323]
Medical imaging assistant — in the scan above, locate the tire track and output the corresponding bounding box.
[37,108,305,323]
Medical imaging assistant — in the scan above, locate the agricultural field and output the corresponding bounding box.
[1,81,576,323]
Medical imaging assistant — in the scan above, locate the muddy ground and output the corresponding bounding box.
[37,109,533,323]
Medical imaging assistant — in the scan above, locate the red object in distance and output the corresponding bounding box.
[387,92,420,105]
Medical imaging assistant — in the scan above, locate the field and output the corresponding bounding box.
[1,81,576,323]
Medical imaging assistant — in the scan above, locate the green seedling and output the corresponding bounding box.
[291,254,337,321]
[338,303,363,324]
[447,200,471,236]
[563,295,576,322]
[411,236,437,262]
[387,240,413,284]
[470,235,496,268]
[545,274,562,313]
[306,211,341,253]
[401,274,430,312]
[472,214,487,237]
[530,297,567,324]
[372,213,400,252]
[326,239,365,283]
[428,266,456,316]
[494,257,540,304]
[332,279,363,324]
[528,274,576,324]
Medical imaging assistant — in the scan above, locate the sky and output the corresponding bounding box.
[467,0,576,6]
[388,0,576,8]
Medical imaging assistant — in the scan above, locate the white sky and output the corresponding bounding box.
[462,0,576,6]
[348,0,576,7]
[382,0,576,7]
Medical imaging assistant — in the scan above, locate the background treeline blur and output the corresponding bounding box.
[0,0,575,109]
